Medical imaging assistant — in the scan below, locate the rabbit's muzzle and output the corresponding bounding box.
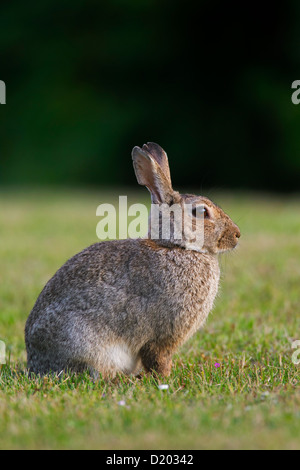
[217,222,241,252]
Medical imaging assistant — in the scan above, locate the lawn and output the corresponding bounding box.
[0,188,300,450]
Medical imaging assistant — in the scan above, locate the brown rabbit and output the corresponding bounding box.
[25,143,240,377]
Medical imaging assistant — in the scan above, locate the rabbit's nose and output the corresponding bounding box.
[235,227,241,239]
[231,222,240,239]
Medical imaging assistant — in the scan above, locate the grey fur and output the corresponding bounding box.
[25,142,240,377]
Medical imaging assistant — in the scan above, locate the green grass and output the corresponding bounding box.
[0,187,300,450]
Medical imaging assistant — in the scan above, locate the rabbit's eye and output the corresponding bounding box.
[192,206,210,219]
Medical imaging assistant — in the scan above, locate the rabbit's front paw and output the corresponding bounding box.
[140,342,173,377]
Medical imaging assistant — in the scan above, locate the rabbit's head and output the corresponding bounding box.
[132,143,240,254]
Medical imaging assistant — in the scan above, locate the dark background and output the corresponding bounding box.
[0,0,299,192]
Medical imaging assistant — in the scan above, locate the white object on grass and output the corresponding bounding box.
[158,384,169,390]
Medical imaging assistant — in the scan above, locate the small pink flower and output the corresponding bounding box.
[214,363,221,368]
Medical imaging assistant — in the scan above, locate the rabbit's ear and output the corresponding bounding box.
[141,142,172,187]
[132,145,174,204]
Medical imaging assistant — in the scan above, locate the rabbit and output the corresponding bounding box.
[25,142,240,378]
